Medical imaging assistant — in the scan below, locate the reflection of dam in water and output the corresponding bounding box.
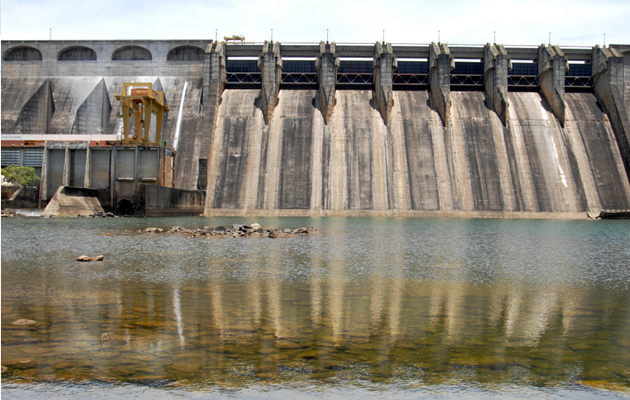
[2,217,629,385]
[4,258,630,384]
[2,40,630,216]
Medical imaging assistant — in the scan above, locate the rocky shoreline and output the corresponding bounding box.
[142,223,317,239]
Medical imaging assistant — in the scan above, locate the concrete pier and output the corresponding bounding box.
[373,42,397,124]
[258,41,282,124]
[316,42,339,124]
[429,43,454,126]
[538,45,568,127]
[483,44,511,126]
[203,42,226,108]
[591,45,630,179]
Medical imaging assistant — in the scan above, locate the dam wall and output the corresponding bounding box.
[2,40,630,217]
[204,88,630,216]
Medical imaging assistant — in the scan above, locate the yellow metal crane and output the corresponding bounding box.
[115,82,170,145]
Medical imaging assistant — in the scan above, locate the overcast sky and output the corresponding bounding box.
[2,0,629,46]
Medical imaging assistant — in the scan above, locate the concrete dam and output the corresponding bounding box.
[2,40,630,217]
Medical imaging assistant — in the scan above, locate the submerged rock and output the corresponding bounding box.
[11,319,36,325]
[80,211,117,218]
[269,231,290,239]
[76,255,104,262]
[99,333,113,341]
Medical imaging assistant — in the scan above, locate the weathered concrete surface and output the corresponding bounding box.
[1,185,39,209]
[1,78,52,134]
[205,88,630,217]
[135,184,205,217]
[506,92,630,213]
[158,76,206,189]
[41,186,104,217]
[564,93,630,210]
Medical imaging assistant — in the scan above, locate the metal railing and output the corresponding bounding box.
[450,74,484,86]
[337,73,373,85]
[226,72,261,84]
[508,75,538,87]
[393,74,429,86]
[281,72,318,85]
[565,76,592,88]
[224,72,594,88]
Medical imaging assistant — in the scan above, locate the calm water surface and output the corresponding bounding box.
[2,217,630,399]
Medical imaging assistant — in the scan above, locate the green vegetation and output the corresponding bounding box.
[1,165,40,186]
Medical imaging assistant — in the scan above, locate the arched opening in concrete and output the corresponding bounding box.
[4,46,42,61]
[117,199,134,215]
[58,46,97,61]
[167,46,204,61]
[112,46,152,61]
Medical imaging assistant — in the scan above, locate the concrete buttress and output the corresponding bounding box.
[429,43,454,126]
[258,41,282,124]
[484,44,511,126]
[373,42,397,124]
[316,42,339,124]
[592,45,630,181]
[538,45,568,127]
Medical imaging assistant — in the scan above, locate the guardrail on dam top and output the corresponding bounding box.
[2,40,629,217]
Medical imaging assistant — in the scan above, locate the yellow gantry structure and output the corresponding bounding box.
[224,35,245,44]
[115,83,170,146]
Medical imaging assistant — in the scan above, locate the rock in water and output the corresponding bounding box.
[11,319,36,325]
[251,223,262,230]
[76,255,104,262]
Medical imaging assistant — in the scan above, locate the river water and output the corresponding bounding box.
[2,217,629,399]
